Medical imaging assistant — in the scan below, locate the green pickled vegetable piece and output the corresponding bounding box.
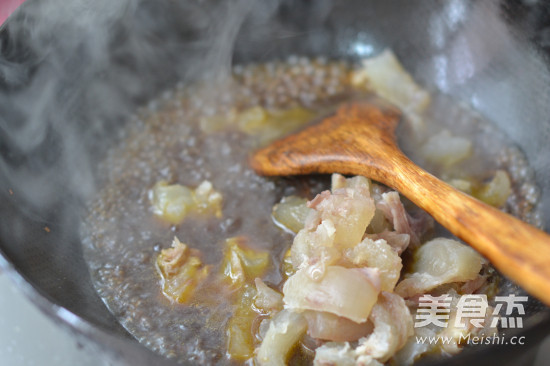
[220,237,270,289]
[156,237,210,303]
[200,105,315,146]
[272,196,312,233]
[150,180,223,225]
[194,181,223,217]
[474,170,512,208]
[150,181,195,225]
[236,106,268,133]
[267,107,315,134]
[447,179,473,195]
[421,130,472,167]
[226,284,259,361]
[256,107,316,146]
[199,109,237,133]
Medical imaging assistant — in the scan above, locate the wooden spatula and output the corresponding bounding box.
[250,100,550,306]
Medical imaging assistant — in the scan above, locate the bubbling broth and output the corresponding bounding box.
[82,53,540,365]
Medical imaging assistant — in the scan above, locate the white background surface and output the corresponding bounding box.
[0,271,101,366]
[1,270,550,366]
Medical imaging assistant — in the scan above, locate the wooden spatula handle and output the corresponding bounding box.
[379,153,550,305]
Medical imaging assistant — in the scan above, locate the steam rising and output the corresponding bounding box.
[0,0,549,231]
[0,0,278,215]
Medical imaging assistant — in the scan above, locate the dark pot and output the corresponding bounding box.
[0,0,549,365]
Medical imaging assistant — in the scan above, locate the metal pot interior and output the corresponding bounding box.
[0,0,549,365]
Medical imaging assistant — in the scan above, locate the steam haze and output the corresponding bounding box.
[0,0,281,216]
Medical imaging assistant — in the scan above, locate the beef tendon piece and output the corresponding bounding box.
[256,310,308,366]
[343,237,402,292]
[395,238,484,298]
[310,177,375,250]
[313,342,357,366]
[303,310,373,342]
[351,49,430,135]
[355,291,414,364]
[283,266,381,324]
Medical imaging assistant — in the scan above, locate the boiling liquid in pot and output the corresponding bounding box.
[81,57,541,364]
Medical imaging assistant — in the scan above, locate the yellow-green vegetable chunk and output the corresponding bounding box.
[220,236,270,290]
[475,170,512,207]
[150,180,222,225]
[272,196,312,233]
[226,284,259,361]
[156,237,210,303]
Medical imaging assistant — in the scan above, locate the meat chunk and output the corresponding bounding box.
[351,49,430,135]
[283,266,381,323]
[290,218,339,272]
[304,310,373,342]
[343,237,402,292]
[376,191,420,248]
[365,230,410,255]
[256,310,308,366]
[314,343,362,366]
[395,238,483,298]
[254,278,283,313]
[308,177,375,249]
[355,292,414,363]
[290,174,376,274]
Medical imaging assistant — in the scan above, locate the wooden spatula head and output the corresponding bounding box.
[250,100,402,180]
